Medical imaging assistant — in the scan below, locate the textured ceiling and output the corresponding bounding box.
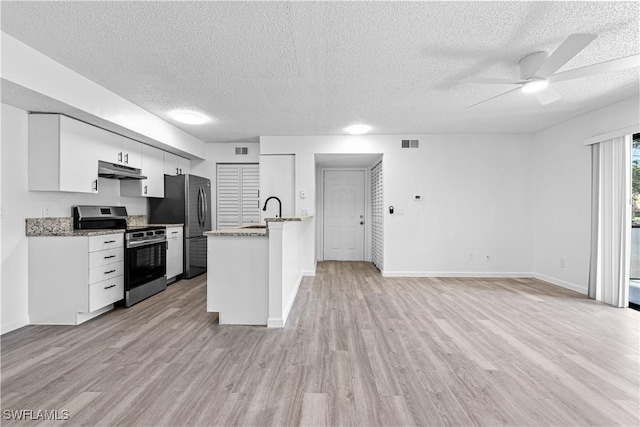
[1,1,639,143]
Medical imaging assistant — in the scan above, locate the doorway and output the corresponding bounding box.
[323,170,365,260]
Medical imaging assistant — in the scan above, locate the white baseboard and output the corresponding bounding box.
[533,273,587,295]
[381,271,534,278]
[281,275,304,327]
[267,318,284,328]
[302,270,316,276]
[1,317,29,335]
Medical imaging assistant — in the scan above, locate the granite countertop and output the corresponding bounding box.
[205,216,312,237]
[26,215,184,237]
[204,227,267,237]
[25,217,126,237]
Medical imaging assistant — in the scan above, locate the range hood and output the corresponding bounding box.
[98,160,147,180]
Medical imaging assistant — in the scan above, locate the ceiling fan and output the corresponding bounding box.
[463,33,640,108]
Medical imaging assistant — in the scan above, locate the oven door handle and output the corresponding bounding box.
[127,239,167,249]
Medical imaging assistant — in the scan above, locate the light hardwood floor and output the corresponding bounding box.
[2,262,639,426]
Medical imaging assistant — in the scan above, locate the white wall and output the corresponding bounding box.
[191,142,260,230]
[261,134,534,277]
[532,95,640,293]
[1,104,147,334]
[260,154,295,220]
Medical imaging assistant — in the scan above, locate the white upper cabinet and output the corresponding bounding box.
[121,144,165,198]
[164,152,191,176]
[29,114,101,193]
[95,129,142,169]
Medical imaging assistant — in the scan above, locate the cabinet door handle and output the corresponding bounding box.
[92,179,98,192]
[104,240,116,244]
[104,255,116,259]
[144,185,148,195]
[104,269,116,275]
[124,153,129,164]
[118,151,123,163]
[171,231,179,234]
[179,168,182,174]
[176,167,179,175]
[104,284,116,289]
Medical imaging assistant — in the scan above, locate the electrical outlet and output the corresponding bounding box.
[560,258,567,268]
[42,205,52,218]
[484,253,491,262]
[467,252,475,262]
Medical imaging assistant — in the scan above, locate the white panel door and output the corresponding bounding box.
[323,170,365,261]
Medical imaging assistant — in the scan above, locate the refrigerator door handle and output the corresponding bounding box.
[202,187,208,229]
[197,187,203,229]
[199,187,206,229]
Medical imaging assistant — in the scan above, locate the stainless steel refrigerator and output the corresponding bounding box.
[148,174,211,279]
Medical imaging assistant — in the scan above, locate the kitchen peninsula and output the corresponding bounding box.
[205,216,311,327]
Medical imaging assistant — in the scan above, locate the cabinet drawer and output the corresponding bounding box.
[89,234,124,252]
[89,276,123,312]
[167,227,183,238]
[89,248,123,268]
[89,261,124,284]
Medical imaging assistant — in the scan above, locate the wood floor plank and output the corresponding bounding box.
[2,262,639,426]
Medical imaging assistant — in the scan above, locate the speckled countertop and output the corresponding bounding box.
[205,227,268,237]
[205,216,312,237]
[25,217,125,237]
[26,216,183,237]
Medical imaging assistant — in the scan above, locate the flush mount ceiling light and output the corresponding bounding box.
[521,78,549,94]
[169,110,211,125]
[345,124,372,135]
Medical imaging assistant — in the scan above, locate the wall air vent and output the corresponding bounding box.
[235,147,249,155]
[401,139,420,148]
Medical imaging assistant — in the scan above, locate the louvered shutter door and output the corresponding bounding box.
[217,164,241,229]
[240,164,260,225]
[217,164,260,229]
[371,161,383,270]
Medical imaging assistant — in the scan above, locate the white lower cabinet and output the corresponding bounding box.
[29,233,125,325]
[166,226,184,281]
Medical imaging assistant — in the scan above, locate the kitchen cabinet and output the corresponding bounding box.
[164,152,191,176]
[121,144,165,198]
[28,114,101,193]
[96,130,142,169]
[166,226,184,282]
[28,233,125,325]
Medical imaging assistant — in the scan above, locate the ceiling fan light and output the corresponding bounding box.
[521,79,549,94]
[345,124,372,135]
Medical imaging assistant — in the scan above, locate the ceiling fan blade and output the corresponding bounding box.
[534,33,597,78]
[549,54,640,83]
[465,87,521,109]
[461,77,525,85]
[532,85,561,105]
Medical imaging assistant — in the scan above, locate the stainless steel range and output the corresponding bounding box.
[73,206,167,307]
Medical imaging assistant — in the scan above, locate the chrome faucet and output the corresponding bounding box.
[262,196,282,218]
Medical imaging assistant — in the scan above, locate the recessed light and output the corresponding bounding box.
[521,79,549,94]
[345,124,372,135]
[169,110,211,125]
